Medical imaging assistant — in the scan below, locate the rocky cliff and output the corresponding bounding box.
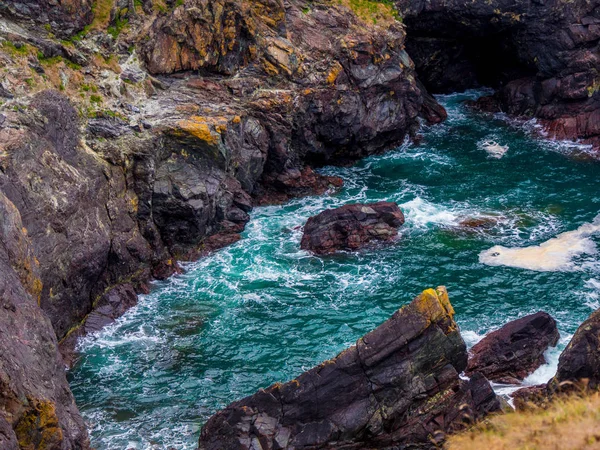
[0,0,445,446]
[198,287,501,449]
[396,0,600,149]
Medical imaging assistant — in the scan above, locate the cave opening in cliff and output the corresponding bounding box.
[403,22,537,94]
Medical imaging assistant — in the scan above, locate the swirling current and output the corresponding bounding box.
[68,90,600,449]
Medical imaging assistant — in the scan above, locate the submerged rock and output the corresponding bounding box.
[466,312,559,384]
[300,202,405,254]
[554,308,600,389]
[198,287,501,449]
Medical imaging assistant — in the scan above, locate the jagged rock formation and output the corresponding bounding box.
[300,202,405,254]
[511,307,600,408]
[0,192,89,449]
[396,0,600,149]
[466,312,559,384]
[0,0,446,445]
[198,287,501,449]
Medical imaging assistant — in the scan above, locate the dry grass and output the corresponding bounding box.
[446,392,600,450]
[90,0,116,30]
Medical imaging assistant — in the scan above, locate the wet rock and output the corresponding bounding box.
[554,308,600,389]
[198,287,501,449]
[466,312,559,384]
[300,202,405,254]
[396,0,600,151]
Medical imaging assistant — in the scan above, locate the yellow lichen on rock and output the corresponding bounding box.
[176,116,226,146]
[411,286,454,323]
[326,62,344,85]
[15,399,64,450]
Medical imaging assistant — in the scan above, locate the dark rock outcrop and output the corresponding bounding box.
[554,308,600,389]
[0,192,89,449]
[396,0,600,150]
[0,1,447,445]
[0,0,93,38]
[466,312,560,384]
[198,287,501,449]
[300,202,405,254]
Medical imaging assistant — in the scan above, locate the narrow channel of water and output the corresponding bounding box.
[68,90,600,449]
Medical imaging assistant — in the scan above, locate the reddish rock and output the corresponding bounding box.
[198,287,501,450]
[510,384,550,410]
[300,202,405,254]
[466,312,560,384]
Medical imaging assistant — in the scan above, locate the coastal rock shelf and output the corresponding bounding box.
[198,287,501,450]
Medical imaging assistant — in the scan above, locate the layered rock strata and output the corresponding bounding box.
[198,287,501,449]
[0,0,446,445]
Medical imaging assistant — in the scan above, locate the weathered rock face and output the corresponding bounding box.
[142,0,287,75]
[142,0,447,185]
[300,202,405,254]
[0,192,89,449]
[0,0,93,38]
[396,0,600,150]
[466,312,560,384]
[0,1,447,446]
[555,308,600,389]
[198,287,501,449]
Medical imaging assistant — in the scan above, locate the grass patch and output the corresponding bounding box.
[337,0,401,26]
[90,0,116,30]
[1,41,32,57]
[447,392,600,450]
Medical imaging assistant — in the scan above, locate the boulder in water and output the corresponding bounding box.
[466,312,559,384]
[198,287,501,449]
[300,202,405,254]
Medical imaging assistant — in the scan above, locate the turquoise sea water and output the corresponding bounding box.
[68,91,600,449]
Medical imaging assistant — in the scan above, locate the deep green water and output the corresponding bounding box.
[68,91,600,449]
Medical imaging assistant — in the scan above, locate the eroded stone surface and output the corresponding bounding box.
[300,202,405,254]
[198,287,501,449]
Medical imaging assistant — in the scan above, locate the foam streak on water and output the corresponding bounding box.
[480,214,600,272]
[69,90,600,450]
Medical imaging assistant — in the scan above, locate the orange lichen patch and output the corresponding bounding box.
[15,399,64,450]
[175,116,230,145]
[326,62,344,85]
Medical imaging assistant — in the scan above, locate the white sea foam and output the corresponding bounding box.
[478,137,509,159]
[581,278,600,309]
[462,330,485,348]
[400,197,460,228]
[480,214,600,271]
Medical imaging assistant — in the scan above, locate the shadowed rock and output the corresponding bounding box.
[466,312,559,384]
[300,202,405,254]
[396,0,600,151]
[555,308,600,389]
[198,287,501,449]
